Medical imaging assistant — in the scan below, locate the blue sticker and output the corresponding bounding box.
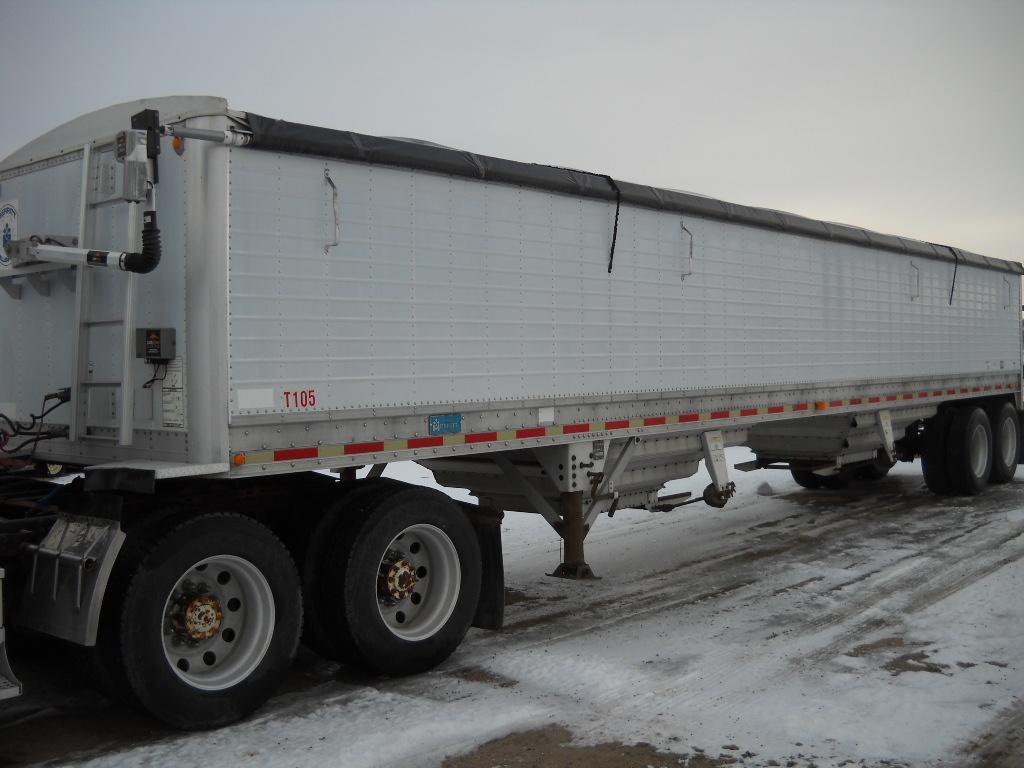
[428,413,463,436]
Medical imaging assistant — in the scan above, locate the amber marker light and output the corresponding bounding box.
[232,453,246,466]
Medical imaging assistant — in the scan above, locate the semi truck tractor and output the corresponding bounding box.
[0,96,1020,729]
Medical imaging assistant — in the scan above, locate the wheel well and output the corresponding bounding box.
[121,473,504,631]
[899,396,1016,459]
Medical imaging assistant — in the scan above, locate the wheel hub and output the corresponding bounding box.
[173,594,224,641]
[379,556,418,601]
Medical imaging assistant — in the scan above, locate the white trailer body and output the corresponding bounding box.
[0,96,1021,727]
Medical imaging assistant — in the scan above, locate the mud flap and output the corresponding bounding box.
[461,503,505,631]
[0,568,22,700]
[16,514,125,646]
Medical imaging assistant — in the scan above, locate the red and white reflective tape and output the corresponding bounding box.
[233,380,1018,467]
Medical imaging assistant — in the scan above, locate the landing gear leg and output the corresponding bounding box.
[701,431,736,508]
[550,491,597,580]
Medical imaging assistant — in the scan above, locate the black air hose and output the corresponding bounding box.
[121,211,162,274]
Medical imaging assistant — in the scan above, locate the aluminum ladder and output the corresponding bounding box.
[69,143,142,447]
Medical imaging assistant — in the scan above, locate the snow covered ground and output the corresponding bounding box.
[2,450,1023,767]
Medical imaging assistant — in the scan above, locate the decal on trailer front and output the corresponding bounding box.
[0,201,17,268]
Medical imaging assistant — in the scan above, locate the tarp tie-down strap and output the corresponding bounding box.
[535,163,623,275]
[605,175,622,274]
[948,246,959,305]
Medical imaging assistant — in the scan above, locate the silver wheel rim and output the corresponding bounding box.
[161,555,275,691]
[1000,415,1018,467]
[970,423,990,479]
[376,523,461,642]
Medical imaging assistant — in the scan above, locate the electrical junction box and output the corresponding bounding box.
[135,328,176,362]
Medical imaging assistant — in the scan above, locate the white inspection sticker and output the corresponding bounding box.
[237,387,275,410]
[161,357,186,428]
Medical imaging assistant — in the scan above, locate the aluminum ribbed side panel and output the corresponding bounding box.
[227,149,1020,418]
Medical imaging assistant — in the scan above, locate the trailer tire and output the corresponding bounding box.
[113,514,301,729]
[986,401,1019,485]
[790,469,823,489]
[301,479,399,658]
[860,454,895,481]
[820,472,852,490]
[319,487,481,676]
[946,405,992,496]
[922,409,956,495]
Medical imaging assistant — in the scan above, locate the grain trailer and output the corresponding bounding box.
[0,96,1020,728]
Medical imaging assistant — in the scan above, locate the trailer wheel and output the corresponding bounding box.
[946,405,992,495]
[860,454,895,481]
[111,514,301,729]
[818,470,852,490]
[319,487,481,675]
[301,479,398,657]
[790,469,823,489]
[922,409,955,495]
[986,401,1019,484]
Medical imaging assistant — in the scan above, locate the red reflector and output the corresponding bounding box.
[643,416,666,426]
[516,427,546,439]
[604,420,630,430]
[679,413,700,422]
[273,447,318,462]
[345,442,385,455]
[710,410,730,419]
[767,406,785,414]
[739,408,758,416]
[407,437,444,449]
[465,432,497,443]
[563,423,590,434]
[793,403,809,411]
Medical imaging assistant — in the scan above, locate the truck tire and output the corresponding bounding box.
[301,479,399,658]
[946,405,992,495]
[986,401,1019,484]
[111,514,301,729]
[90,509,191,707]
[790,469,823,489]
[922,409,955,495]
[319,486,481,676]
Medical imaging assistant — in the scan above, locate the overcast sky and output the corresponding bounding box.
[2,0,1021,261]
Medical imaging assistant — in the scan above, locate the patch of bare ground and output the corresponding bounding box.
[845,636,950,676]
[450,666,518,688]
[846,636,925,657]
[504,587,538,606]
[441,725,723,768]
[882,650,950,676]
[961,702,1024,768]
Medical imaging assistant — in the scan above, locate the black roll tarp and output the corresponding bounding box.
[246,113,1022,276]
